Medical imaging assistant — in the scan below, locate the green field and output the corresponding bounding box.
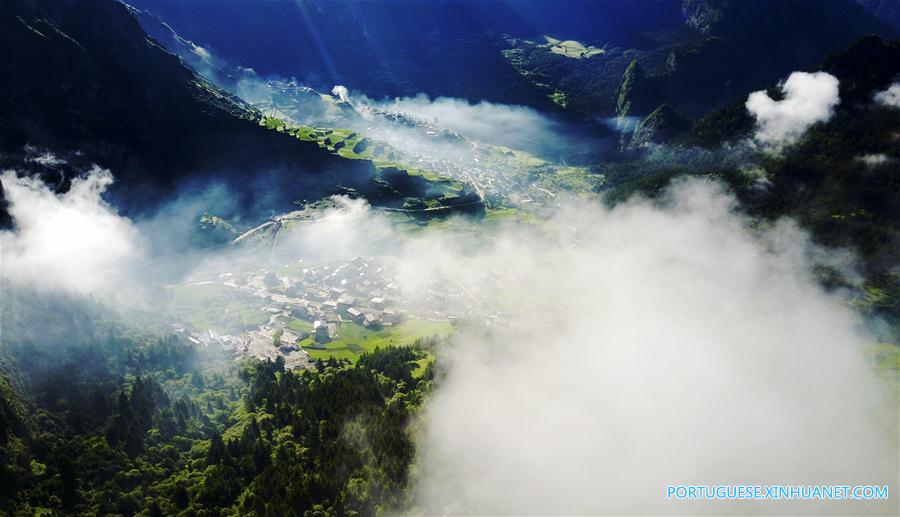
[543,36,605,59]
[283,317,313,333]
[302,319,452,362]
[166,283,266,335]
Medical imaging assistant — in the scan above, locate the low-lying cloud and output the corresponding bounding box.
[0,167,141,294]
[375,95,557,148]
[403,180,897,515]
[331,84,350,103]
[1,158,895,515]
[746,71,840,149]
[874,83,900,109]
[858,153,893,167]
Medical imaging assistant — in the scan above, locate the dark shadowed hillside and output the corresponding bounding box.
[0,0,386,221]
[856,0,900,32]
[1,2,898,515]
[611,36,900,328]
[131,0,894,120]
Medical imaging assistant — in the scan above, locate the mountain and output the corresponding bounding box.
[130,0,894,120]
[0,0,455,225]
[128,0,579,111]
[612,36,900,328]
[627,104,692,148]
[549,0,896,117]
[856,0,900,32]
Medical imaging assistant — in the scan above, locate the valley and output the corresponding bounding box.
[0,1,898,515]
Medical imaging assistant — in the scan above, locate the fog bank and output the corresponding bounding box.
[407,180,897,515]
[0,168,141,294]
[2,162,895,516]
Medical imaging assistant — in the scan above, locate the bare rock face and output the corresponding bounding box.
[628,104,692,148]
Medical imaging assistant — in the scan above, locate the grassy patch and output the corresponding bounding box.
[284,318,313,333]
[543,36,605,59]
[166,283,266,335]
[303,319,452,363]
[411,355,433,379]
[538,165,605,193]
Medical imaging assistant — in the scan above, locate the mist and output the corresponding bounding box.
[2,154,896,515]
[373,95,569,152]
[219,178,897,515]
[875,82,900,109]
[395,181,897,515]
[0,168,142,295]
[200,177,897,515]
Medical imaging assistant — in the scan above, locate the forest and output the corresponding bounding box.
[0,317,431,516]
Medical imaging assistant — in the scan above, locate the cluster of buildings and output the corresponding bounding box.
[357,117,548,208]
[247,75,577,213]
[174,249,525,369]
[173,325,245,354]
[260,255,405,343]
[176,256,418,367]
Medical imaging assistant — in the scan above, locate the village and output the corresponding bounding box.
[252,77,564,208]
[170,254,469,369]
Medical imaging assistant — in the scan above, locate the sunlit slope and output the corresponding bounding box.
[0,0,455,222]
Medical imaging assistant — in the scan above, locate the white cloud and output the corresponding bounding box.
[191,43,211,61]
[26,152,66,167]
[331,84,350,103]
[1,152,894,516]
[0,167,141,294]
[746,72,840,148]
[379,95,555,148]
[858,153,893,167]
[874,83,900,108]
[405,180,897,515]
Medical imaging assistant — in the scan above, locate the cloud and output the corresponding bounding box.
[858,153,893,167]
[273,196,394,261]
[376,95,560,151]
[192,43,211,61]
[0,154,894,515]
[405,180,897,515]
[746,72,840,148]
[874,83,900,109]
[331,84,350,103]
[0,167,141,294]
[25,150,66,167]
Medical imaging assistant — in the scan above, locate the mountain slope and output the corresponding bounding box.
[0,0,387,221]
[855,0,900,32]
[129,0,571,110]
[130,0,894,122]
[612,36,900,329]
[550,0,895,117]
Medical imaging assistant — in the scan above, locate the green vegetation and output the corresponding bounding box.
[166,283,266,335]
[302,320,452,362]
[549,90,568,107]
[0,310,432,515]
[259,116,482,216]
[284,318,313,334]
[616,59,639,117]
